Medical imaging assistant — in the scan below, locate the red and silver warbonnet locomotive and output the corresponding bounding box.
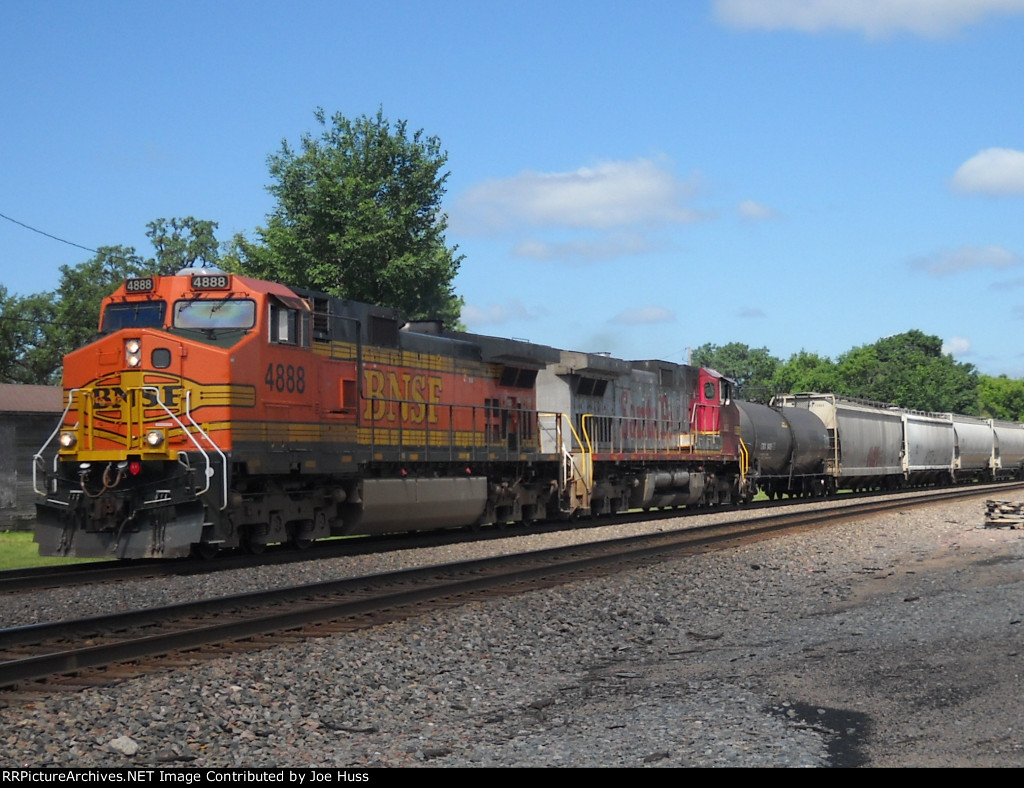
[34,269,749,559]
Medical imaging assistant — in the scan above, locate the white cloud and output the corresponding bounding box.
[909,244,1022,276]
[714,0,1024,38]
[462,300,547,327]
[611,306,675,325]
[513,233,661,263]
[951,148,1024,196]
[737,199,779,221]
[453,158,704,234]
[942,336,972,356]
[738,306,767,318]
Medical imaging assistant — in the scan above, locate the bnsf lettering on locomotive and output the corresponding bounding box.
[93,385,181,410]
[363,369,442,424]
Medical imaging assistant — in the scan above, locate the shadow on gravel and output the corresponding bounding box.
[767,701,873,768]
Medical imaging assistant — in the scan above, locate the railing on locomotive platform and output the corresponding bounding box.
[360,396,542,462]
[578,413,712,456]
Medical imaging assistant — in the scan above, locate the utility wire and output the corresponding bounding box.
[0,211,99,254]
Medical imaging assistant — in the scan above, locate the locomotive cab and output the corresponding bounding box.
[34,269,286,558]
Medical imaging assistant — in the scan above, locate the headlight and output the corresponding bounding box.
[125,339,142,368]
[59,431,77,449]
[144,430,165,447]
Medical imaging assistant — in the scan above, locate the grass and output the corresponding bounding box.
[0,530,102,570]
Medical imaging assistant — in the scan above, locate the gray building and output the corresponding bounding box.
[0,384,63,530]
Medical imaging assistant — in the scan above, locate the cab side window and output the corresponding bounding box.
[269,302,308,346]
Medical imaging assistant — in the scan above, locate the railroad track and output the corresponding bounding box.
[0,524,575,594]
[1,483,1008,698]
[5,482,1017,595]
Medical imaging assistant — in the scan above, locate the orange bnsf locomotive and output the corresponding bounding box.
[33,269,749,559]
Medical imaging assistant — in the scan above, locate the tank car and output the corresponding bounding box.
[33,269,747,559]
[735,400,831,497]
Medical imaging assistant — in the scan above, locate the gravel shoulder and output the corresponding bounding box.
[2,495,1023,768]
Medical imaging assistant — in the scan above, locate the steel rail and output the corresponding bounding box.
[1,483,1007,691]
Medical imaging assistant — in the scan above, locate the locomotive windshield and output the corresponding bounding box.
[173,299,256,330]
[102,301,167,331]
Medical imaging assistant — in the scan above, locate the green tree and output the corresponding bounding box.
[146,217,221,273]
[770,350,838,396]
[833,330,978,413]
[691,342,779,403]
[0,287,59,384]
[978,375,1024,421]
[0,286,20,380]
[231,108,464,326]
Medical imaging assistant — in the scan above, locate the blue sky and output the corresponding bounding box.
[2,0,1024,376]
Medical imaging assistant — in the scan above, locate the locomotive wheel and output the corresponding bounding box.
[243,533,267,555]
[290,519,316,550]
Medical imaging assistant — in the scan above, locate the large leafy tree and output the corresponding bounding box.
[230,108,464,327]
[978,375,1024,421]
[833,330,978,413]
[691,342,779,403]
[146,217,221,273]
[0,287,60,384]
[770,350,838,397]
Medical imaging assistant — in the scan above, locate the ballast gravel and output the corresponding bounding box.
[2,496,1023,768]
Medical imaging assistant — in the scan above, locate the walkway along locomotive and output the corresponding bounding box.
[33,269,749,558]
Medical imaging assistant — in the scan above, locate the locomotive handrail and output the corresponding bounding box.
[144,386,228,509]
[32,388,83,496]
[575,412,698,456]
[538,412,593,504]
[360,392,539,462]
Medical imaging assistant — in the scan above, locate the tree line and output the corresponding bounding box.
[692,332,1024,420]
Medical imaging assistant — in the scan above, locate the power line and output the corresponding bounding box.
[0,211,99,254]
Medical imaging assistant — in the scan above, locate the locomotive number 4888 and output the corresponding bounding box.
[265,363,306,394]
